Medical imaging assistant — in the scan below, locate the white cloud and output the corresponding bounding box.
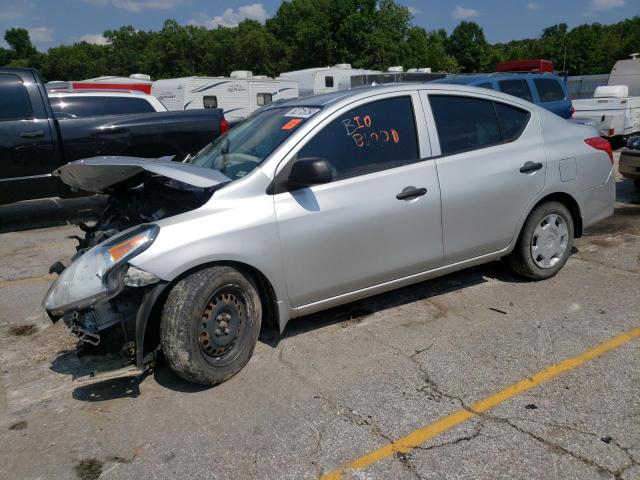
[452,5,480,19]
[27,26,54,43]
[590,0,624,9]
[188,3,269,29]
[526,3,540,10]
[79,33,110,45]
[82,0,183,12]
[0,3,34,20]
[407,6,421,15]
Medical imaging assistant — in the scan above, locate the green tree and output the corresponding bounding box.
[447,21,489,72]
[4,28,36,59]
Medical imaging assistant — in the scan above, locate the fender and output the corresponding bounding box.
[135,281,169,368]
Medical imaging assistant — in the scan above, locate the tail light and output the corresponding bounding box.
[219,118,230,135]
[570,106,575,117]
[585,137,613,164]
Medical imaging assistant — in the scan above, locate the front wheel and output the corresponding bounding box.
[508,201,574,280]
[160,266,262,385]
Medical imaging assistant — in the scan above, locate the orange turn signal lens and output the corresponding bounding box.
[108,234,147,262]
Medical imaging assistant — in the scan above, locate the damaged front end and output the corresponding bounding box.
[43,156,230,367]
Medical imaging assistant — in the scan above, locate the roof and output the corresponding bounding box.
[432,72,559,85]
[261,82,542,110]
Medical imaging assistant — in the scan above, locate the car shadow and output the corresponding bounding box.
[259,260,526,347]
[0,195,107,233]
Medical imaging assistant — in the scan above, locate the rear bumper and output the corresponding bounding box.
[619,150,640,180]
[580,167,616,230]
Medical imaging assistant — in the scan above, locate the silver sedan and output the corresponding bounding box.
[44,84,616,385]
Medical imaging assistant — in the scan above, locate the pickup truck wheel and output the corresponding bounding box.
[634,179,640,191]
[508,201,574,280]
[160,266,261,385]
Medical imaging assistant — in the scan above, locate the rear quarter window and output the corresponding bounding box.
[534,78,566,102]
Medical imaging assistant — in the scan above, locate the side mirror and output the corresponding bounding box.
[287,157,332,190]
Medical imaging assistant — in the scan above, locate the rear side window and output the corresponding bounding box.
[51,96,156,118]
[429,96,501,155]
[476,82,494,90]
[325,76,334,88]
[429,95,530,155]
[534,78,565,102]
[498,79,533,102]
[494,103,531,141]
[0,73,33,121]
[297,96,419,180]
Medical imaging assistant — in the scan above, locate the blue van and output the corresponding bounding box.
[432,72,573,119]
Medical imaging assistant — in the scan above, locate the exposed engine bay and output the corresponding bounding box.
[49,167,222,364]
[72,173,216,258]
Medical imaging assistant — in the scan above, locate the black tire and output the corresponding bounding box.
[633,179,640,191]
[508,201,574,280]
[160,266,262,385]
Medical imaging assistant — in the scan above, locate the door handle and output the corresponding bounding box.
[519,161,543,173]
[20,130,45,138]
[396,186,427,200]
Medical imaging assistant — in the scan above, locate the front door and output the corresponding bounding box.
[273,94,443,307]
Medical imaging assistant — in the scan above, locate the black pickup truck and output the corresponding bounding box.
[0,68,229,204]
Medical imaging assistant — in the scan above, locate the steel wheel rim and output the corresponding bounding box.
[198,285,247,366]
[531,213,569,269]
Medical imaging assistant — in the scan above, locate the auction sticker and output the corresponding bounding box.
[284,107,320,118]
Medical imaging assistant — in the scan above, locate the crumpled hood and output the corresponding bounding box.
[55,156,231,193]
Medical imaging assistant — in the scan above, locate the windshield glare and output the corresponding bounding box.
[190,106,321,180]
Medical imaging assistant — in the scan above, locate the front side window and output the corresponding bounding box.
[203,96,218,108]
[0,73,33,121]
[429,95,530,156]
[190,106,321,180]
[51,96,156,118]
[257,93,272,106]
[296,96,420,180]
[498,79,533,102]
[534,78,565,102]
[325,76,334,88]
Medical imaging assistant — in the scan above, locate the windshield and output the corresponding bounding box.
[190,106,321,180]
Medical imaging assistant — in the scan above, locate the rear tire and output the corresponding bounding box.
[508,201,574,280]
[633,179,640,191]
[160,266,261,385]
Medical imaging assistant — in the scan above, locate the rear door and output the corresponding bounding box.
[273,93,443,307]
[0,71,59,202]
[421,91,546,264]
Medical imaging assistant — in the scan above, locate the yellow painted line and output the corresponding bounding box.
[321,326,640,480]
[0,274,56,289]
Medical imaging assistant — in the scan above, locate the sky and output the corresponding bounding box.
[0,0,637,50]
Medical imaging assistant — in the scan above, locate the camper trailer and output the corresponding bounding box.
[151,72,299,120]
[277,64,380,96]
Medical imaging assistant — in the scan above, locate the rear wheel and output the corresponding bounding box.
[160,266,261,385]
[508,201,574,280]
[633,179,640,191]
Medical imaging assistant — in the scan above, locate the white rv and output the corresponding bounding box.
[572,54,640,139]
[151,71,299,120]
[277,64,380,97]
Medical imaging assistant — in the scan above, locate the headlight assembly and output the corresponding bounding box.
[43,224,159,315]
